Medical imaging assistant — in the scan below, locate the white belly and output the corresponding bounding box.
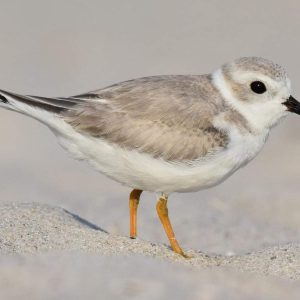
[54,120,269,194]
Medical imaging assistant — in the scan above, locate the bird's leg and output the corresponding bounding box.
[156,194,187,257]
[129,189,143,239]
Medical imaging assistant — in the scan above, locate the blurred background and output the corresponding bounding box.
[0,0,299,255]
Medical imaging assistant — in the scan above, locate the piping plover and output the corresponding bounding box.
[0,57,298,257]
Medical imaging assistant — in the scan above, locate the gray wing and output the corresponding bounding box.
[62,75,229,162]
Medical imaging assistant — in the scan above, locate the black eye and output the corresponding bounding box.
[250,81,267,94]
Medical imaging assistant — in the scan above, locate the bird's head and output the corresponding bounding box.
[212,57,299,132]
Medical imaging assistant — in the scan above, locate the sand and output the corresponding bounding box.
[0,202,300,299]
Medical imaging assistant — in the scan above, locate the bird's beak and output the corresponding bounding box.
[282,95,300,115]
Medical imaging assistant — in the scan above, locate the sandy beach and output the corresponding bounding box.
[0,202,300,299]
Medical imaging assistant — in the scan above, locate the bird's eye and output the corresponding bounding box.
[250,81,267,94]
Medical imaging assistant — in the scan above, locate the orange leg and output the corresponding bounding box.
[129,189,143,239]
[156,195,187,257]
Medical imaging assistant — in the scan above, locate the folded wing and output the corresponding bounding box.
[63,75,229,162]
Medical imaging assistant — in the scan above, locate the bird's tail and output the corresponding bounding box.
[0,89,87,127]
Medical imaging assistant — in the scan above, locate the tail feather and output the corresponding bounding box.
[0,90,80,114]
[27,95,83,111]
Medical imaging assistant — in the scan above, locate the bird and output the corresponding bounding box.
[0,57,298,257]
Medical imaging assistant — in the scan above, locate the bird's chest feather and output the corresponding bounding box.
[224,129,269,169]
[171,129,269,192]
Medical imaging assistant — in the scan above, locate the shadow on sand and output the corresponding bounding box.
[63,209,108,233]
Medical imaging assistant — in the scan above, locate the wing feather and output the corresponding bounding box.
[63,75,230,162]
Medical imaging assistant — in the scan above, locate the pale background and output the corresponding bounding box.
[0,2,300,297]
